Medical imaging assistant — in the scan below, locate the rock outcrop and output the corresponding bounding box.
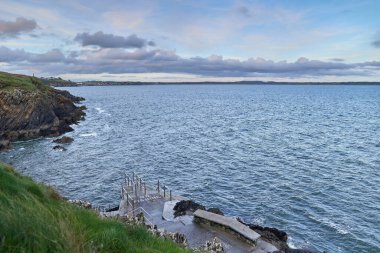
[237,218,318,253]
[0,72,85,150]
[53,136,74,144]
[173,200,206,217]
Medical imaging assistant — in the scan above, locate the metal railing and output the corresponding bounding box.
[125,206,154,226]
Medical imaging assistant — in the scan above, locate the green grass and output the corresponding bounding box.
[0,72,50,91]
[0,162,190,253]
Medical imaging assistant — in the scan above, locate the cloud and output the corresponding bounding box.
[0,17,37,38]
[0,46,29,61]
[329,58,345,62]
[236,6,251,18]
[372,40,380,48]
[1,46,379,78]
[74,31,155,48]
[0,46,72,63]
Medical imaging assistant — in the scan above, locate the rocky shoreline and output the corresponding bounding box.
[0,76,86,151]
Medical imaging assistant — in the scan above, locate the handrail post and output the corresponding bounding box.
[135,183,138,202]
[164,185,166,198]
[144,183,147,197]
[170,190,172,201]
[157,180,160,193]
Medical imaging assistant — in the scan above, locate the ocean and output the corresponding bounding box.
[1,84,379,252]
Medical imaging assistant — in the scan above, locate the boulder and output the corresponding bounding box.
[53,145,66,151]
[173,200,206,217]
[0,139,11,151]
[53,136,74,144]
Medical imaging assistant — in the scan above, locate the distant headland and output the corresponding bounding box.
[40,77,380,87]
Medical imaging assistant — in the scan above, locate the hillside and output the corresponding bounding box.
[0,72,86,151]
[0,162,189,253]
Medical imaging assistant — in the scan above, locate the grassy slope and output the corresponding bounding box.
[0,162,189,253]
[0,72,49,91]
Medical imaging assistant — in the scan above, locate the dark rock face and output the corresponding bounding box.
[53,136,74,144]
[173,200,206,217]
[0,88,85,150]
[237,218,318,253]
[105,206,119,212]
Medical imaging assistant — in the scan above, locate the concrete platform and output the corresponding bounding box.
[194,209,261,243]
[118,174,278,253]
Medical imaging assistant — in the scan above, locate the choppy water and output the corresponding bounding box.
[1,85,380,253]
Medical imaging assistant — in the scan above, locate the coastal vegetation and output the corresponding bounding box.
[0,71,48,91]
[0,162,189,253]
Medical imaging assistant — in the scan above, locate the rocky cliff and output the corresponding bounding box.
[0,72,85,151]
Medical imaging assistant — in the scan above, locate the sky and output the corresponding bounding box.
[0,0,380,82]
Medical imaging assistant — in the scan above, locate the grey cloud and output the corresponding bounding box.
[74,31,155,48]
[0,46,29,62]
[0,46,73,64]
[1,46,380,78]
[330,58,345,62]
[372,40,380,48]
[29,49,67,63]
[0,17,37,38]
[236,6,251,18]
[61,49,368,77]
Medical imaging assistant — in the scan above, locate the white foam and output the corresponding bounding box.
[322,218,349,235]
[287,236,297,249]
[311,215,350,235]
[95,107,105,113]
[80,132,98,137]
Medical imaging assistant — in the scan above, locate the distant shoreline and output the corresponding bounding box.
[44,79,380,87]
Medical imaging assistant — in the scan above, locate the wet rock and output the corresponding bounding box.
[53,136,74,144]
[173,200,206,217]
[53,145,66,151]
[238,218,318,253]
[196,237,225,253]
[0,139,11,151]
[207,207,224,216]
